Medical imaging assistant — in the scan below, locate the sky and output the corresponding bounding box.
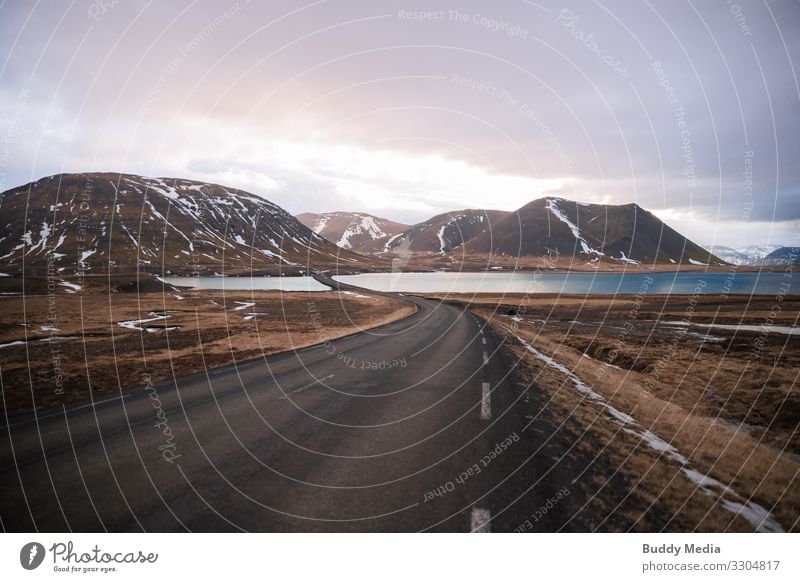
[1,0,799,247]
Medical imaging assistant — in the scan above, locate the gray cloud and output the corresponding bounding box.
[1,0,798,244]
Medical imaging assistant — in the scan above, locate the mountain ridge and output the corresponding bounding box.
[0,172,381,278]
[296,211,410,255]
[298,198,724,266]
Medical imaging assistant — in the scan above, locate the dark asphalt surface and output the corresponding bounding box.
[0,274,572,532]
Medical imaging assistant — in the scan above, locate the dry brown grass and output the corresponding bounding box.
[431,293,799,532]
[0,287,414,416]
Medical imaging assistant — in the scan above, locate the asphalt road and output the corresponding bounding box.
[0,275,564,532]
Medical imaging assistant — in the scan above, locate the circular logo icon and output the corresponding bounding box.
[20,542,46,570]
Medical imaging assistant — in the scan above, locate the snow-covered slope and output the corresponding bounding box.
[296,211,410,254]
[708,245,782,265]
[384,209,510,254]
[0,173,377,276]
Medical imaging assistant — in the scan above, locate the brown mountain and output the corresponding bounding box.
[385,209,511,254]
[296,211,410,254]
[0,173,380,277]
[462,197,723,265]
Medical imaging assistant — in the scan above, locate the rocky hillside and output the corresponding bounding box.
[0,173,380,278]
[384,209,510,254]
[761,247,799,266]
[301,198,724,266]
[461,198,723,265]
[296,211,410,254]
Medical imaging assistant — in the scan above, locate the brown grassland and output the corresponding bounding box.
[0,278,414,416]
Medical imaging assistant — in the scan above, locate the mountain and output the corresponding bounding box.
[708,244,782,265]
[302,198,724,266]
[296,211,410,254]
[385,209,511,254]
[761,247,799,266]
[461,197,723,265]
[0,173,379,277]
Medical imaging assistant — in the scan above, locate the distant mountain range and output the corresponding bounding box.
[0,173,378,277]
[708,245,783,266]
[300,199,724,266]
[8,172,788,278]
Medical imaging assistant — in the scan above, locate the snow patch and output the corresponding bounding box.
[512,331,784,533]
[613,251,640,265]
[59,281,81,293]
[545,199,604,256]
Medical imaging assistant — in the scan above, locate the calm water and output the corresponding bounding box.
[161,276,329,292]
[333,271,793,295]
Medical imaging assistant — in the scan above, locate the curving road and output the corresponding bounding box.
[0,275,555,532]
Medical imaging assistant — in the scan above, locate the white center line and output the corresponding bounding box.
[483,351,489,365]
[471,507,491,533]
[482,337,487,345]
[481,382,491,420]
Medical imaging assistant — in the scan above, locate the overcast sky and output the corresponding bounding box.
[1,0,799,247]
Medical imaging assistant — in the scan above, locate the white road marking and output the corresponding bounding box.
[471,507,491,533]
[481,383,491,420]
[483,351,489,365]
[482,337,486,345]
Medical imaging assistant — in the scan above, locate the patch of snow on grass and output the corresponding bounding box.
[511,331,784,533]
[59,281,81,293]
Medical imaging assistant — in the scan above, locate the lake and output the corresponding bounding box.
[160,271,793,295]
[332,271,792,295]
[160,275,330,292]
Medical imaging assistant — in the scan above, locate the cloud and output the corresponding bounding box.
[0,0,798,245]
